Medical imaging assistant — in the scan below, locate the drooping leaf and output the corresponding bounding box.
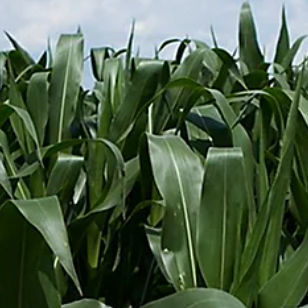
[89,156,139,214]
[47,153,84,196]
[0,203,61,308]
[10,196,82,294]
[186,112,233,147]
[6,101,42,162]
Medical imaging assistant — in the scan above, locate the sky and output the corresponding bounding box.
[0,0,307,85]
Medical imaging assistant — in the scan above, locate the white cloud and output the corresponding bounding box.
[0,0,306,62]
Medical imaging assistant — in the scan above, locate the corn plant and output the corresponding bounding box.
[0,2,307,308]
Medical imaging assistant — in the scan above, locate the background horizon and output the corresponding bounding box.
[1,0,307,86]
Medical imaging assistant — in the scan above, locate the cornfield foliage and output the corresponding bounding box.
[0,2,307,308]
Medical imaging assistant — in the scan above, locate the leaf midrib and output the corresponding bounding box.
[165,140,196,286]
[58,38,73,143]
[220,154,227,289]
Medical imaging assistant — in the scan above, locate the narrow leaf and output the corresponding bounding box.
[274,6,290,65]
[27,72,49,145]
[62,299,109,308]
[258,233,308,308]
[239,2,263,71]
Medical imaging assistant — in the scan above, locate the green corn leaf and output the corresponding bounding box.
[186,112,233,147]
[281,35,307,69]
[47,153,84,196]
[142,288,246,308]
[27,72,49,145]
[6,102,42,162]
[62,299,109,308]
[10,196,81,294]
[8,161,40,180]
[8,78,31,154]
[197,148,247,291]
[207,89,256,226]
[90,48,108,81]
[239,2,263,71]
[148,134,204,290]
[0,130,30,199]
[157,48,209,132]
[274,6,290,65]
[109,61,163,143]
[89,156,139,214]
[0,52,7,89]
[5,32,34,67]
[157,38,181,54]
[0,204,61,308]
[161,79,256,226]
[290,172,308,228]
[259,70,303,286]
[0,155,12,196]
[233,69,304,304]
[49,34,84,143]
[145,226,174,284]
[125,20,135,78]
[258,233,308,308]
[0,104,14,127]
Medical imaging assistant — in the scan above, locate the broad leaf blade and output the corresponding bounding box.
[47,153,84,196]
[148,134,204,290]
[12,196,82,294]
[197,148,247,291]
[49,34,84,143]
[0,204,61,308]
[142,288,246,308]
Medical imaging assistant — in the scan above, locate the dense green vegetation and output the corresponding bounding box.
[0,2,307,307]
